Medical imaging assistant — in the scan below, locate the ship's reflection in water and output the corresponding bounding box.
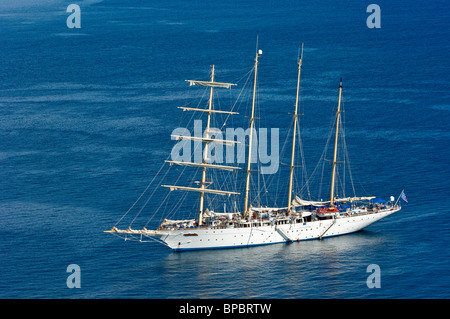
[156,230,397,298]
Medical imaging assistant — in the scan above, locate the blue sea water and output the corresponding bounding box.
[0,0,449,299]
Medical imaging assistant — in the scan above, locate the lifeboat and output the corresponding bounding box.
[316,207,340,218]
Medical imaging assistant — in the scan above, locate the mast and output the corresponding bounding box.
[330,78,343,206]
[198,65,215,226]
[243,46,262,217]
[287,43,303,212]
[164,68,238,224]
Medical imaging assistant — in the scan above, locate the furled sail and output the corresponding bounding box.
[291,195,376,207]
[178,106,238,115]
[171,134,239,146]
[162,185,240,196]
[186,80,236,89]
[250,206,287,212]
[165,160,241,171]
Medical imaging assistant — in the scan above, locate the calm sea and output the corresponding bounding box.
[1,0,449,299]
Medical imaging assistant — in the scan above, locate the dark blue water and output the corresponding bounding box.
[1,0,449,299]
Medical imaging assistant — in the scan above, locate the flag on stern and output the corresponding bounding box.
[400,190,408,204]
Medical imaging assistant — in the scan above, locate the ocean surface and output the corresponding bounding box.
[1,0,449,299]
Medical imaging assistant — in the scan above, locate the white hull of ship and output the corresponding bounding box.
[147,208,399,251]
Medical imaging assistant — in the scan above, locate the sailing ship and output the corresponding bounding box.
[105,45,402,251]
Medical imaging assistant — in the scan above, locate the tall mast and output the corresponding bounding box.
[287,43,303,212]
[330,78,343,206]
[244,46,262,217]
[198,65,215,226]
[163,69,239,225]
